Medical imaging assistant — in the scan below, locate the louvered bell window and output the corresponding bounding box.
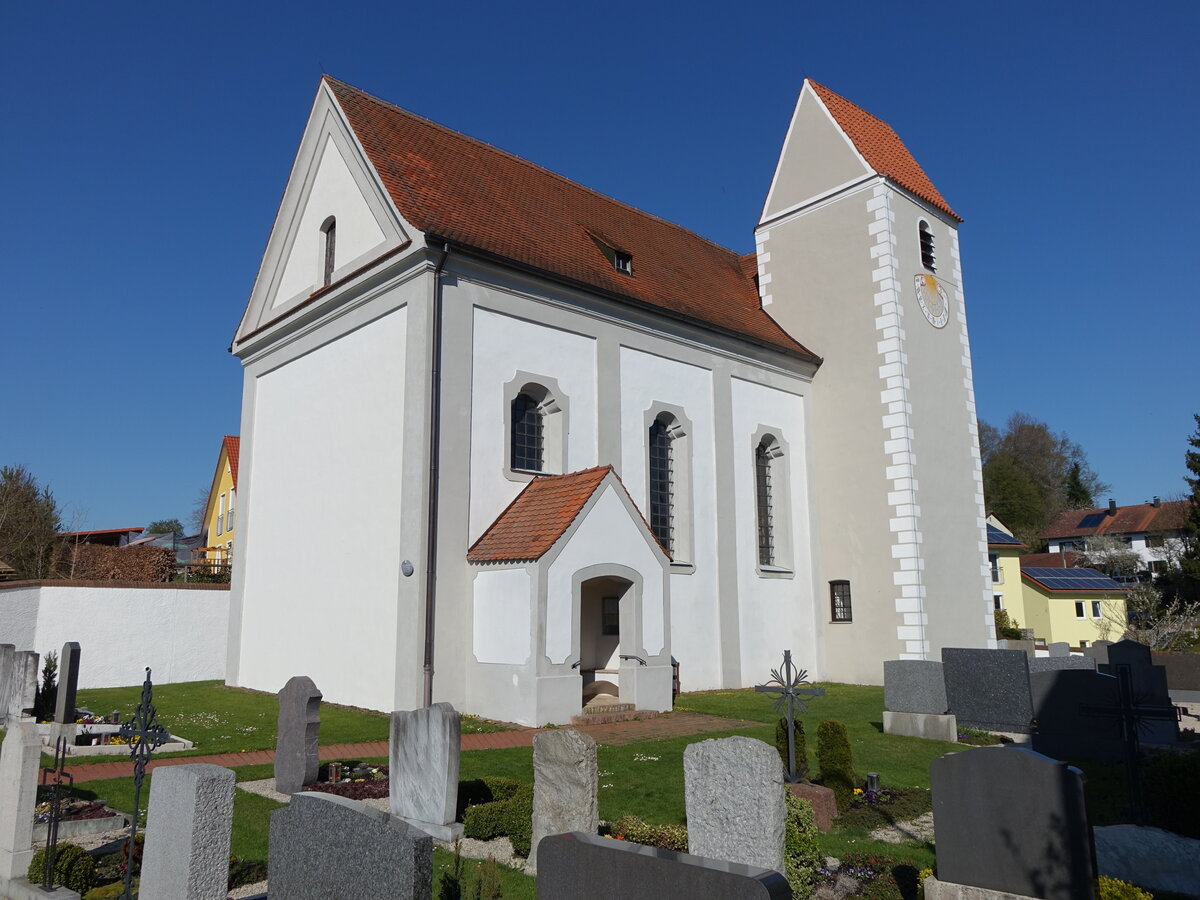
[919,222,936,273]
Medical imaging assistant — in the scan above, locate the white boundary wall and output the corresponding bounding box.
[0,583,229,688]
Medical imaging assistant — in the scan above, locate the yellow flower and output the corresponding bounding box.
[853,788,864,795]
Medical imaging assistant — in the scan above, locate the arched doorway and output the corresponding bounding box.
[579,575,632,710]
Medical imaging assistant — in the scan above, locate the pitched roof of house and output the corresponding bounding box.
[323,77,818,362]
[467,466,660,563]
[986,523,1026,548]
[1021,567,1126,594]
[223,435,240,490]
[808,80,961,222]
[1040,500,1190,540]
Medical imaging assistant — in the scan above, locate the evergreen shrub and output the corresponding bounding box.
[816,719,857,811]
[783,791,821,896]
[774,717,808,779]
[28,843,96,895]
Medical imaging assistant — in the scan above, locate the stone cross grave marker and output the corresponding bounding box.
[275,676,322,794]
[270,792,432,900]
[531,728,598,870]
[930,746,1096,900]
[140,765,236,900]
[754,650,823,782]
[1098,640,1178,744]
[684,735,786,873]
[390,702,463,840]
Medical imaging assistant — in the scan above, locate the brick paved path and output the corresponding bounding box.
[65,711,759,783]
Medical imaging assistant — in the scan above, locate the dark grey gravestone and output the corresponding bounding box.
[140,764,235,900]
[684,736,785,872]
[1084,641,1113,665]
[531,729,598,870]
[1029,656,1097,674]
[537,832,792,900]
[269,792,431,900]
[942,648,1034,733]
[931,746,1097,900]
[54,642,81,725]
[275,676,321,794]
[1099,641,1177,744]
[884,660,948,714]
[389,702,462,840]
[1031,670,1124,763]
[1048,642,1071,658]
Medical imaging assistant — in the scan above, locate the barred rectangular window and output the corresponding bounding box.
[830,580,852,622]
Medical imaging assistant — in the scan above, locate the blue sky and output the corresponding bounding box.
[2,1,1197,531]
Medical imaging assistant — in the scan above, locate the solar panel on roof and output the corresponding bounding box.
[1022,567,1124,591]
[1076,512,1107,529]
[986,524,1023,545]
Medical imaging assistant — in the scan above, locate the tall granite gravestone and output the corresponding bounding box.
[390,702,463,840]
[1048,642,1071,658]
[0,721,43,883]
[270,792,432,900]
[684,736,786,873]
[942,648,1034,733]
[531,729,598,870]
[275,676,321,794]
[53,642,81,726]
[928,746,1097,900]
[3,651,38,724]
[1029,656,1097,674]
[883,660,956,741]
[0,645,13,721]
[1098,641,1178,744]
[140,765,236,900]
[538,832,793,900]
[1031,670,1124,763]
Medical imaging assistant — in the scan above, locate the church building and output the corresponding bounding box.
[225,77,994,724]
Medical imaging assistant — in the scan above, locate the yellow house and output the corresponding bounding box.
[201,435,240,567]
[1018,567,1127,648]
[987,518,1027,625]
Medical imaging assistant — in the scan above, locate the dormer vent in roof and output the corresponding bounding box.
[613,250,633,275]
[586,231,633,276]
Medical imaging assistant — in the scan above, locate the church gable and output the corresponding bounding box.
[235,82,413,345]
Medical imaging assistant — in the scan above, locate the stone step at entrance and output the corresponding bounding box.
[571,708,660,726]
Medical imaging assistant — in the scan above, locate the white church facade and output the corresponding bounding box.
[226,77,994,725]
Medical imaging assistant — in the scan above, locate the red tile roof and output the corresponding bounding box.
[1040,500,1190,540]
[323,77,818,362]
[223,435,240,491]
[1019,551,1080,569]
[808,80,961,222]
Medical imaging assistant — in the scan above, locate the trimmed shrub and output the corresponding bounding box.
[611,816,688,852]
[774,717,808,780]
[463,799,510,841]
[816,719,856,811]
[29,843,96,895]
[84,878,138,899]
[783,791,821,896]
[458,776,522,819]
[503,783,533,858]
[1097,877,1153,900]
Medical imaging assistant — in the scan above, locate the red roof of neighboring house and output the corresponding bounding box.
[59,527,144,538]
[323,77,818,362]
[468,466,661,563]
[1019,551,1080,569]
[1040,500,1190,541]
[223,435,240,490]
[808,80,961,222]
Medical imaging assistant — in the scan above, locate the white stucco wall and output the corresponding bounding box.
[472,568,532,665]
[0,585,229,688]
[730,377,818,679]
[275,134,388,307]
[238,306,407,711]
[469,308,598,543]
[618,346,722,688]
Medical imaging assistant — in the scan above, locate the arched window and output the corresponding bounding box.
[755,438,775,566]
[648,416,674,552]
[511,392,544,472]
[918,221,936,273]
[321,217,337,286]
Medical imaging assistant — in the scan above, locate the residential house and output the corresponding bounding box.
[986,517,1026,623]
[201,435,240,567]
[1018,567,1127,648]
[1042,499,1190,575]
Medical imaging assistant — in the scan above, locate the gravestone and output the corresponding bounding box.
[929,746,1096,900]
[1031,670,1124,763]
[270,792,432,899]
[0,646,12,722]
[996,639,1035,658]
[1098,640,1177,744]
[1083,641,1113,665]
[53,642,81,726]
[942,648,1034,733]
[275,676,321,794]
[884,660,948,713]
[684,736,785,872]
[538,832,792,900]
[3,651,38,724]
[140,764,235,900]
[1029,656,1097,674]
[0,721,43,881]
[1153,650,1200,702]
[531,729,598,870]
[1048,642,1071,658]
[390,702,463,840]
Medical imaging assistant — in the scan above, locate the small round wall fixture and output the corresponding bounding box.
[401,560,414,577]
[914,273,949,328]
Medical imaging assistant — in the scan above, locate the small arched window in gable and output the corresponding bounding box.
[648,416,675,553]
[918,220,936,273]
[321,216,337,286]
[511,392,544,472]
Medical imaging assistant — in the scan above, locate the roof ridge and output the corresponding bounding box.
[324,76,751,263]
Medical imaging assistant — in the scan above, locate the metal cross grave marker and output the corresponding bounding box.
[119,668,170,900]
[39,735,74,890]
[1081,663,1181,825]
[755,650,824,783]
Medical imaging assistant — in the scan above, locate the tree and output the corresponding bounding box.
[146,518,184,534]
[1074,534,1143,580]
[981,454,1043,539]
[190,486,211,536]
[1064,462,1094,508]
[0,465,62,579]
[1160,413,1200,605]
[1107,582,1199,650]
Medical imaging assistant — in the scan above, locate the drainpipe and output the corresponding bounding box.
[423,243,451,708]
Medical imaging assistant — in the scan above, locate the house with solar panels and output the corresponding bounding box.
[1042,498,1191,577]
[1018,567,1127,648]
[225,77,995,724]
[986,517,1027,623]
